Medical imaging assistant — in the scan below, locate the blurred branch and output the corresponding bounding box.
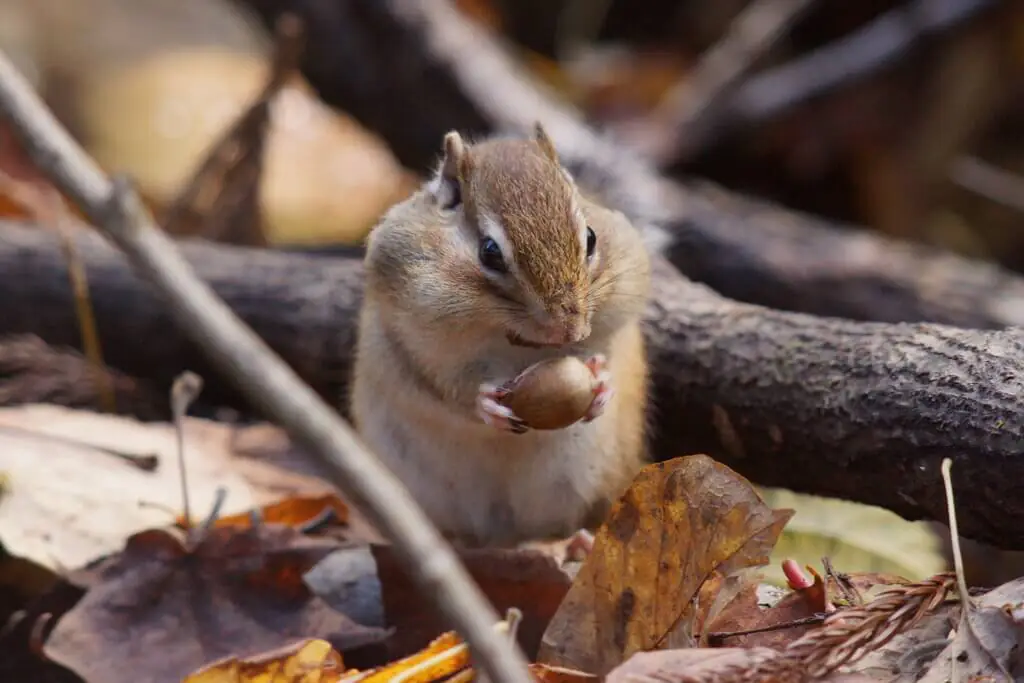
[0,41,533,683]
[638,0,817,163]
[950,156,1024,215]
[698,0,1000,157]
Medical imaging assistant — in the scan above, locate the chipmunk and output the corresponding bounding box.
[350,123,651,552]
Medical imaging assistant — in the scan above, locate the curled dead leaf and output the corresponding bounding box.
[537,454,794,677]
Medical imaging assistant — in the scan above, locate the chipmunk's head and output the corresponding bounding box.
[428,123,598,347]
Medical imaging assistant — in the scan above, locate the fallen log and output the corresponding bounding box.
[0,222,1022,549]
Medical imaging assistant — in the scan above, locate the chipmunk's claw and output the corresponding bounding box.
[582,354,613,423]
[565,528,595,562]
[477,384,529,434]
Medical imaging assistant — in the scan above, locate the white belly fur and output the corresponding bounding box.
[350,303,639,547]
[353,381,617,546]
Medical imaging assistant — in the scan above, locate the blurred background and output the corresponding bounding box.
[0,0,1020,585]
[3,0,1023,262]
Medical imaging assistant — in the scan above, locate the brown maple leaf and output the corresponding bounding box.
[43,525,389,683]
[537,454,793,676]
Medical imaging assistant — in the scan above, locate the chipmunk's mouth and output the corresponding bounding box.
[506,331,564,348]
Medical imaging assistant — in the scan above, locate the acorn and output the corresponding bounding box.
[498,356,597,430]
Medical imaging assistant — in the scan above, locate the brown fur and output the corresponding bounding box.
[444,129,588,320]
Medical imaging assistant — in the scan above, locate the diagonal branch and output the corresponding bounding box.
[708,0,1000,157]
[640,0,817,164]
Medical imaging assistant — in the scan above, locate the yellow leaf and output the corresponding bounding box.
[185,639,346,682]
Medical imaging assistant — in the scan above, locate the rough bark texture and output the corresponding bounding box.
[0,222,360,413]
[233,0,1024,329]
[1,222,1023,549]
[0,334,169,419]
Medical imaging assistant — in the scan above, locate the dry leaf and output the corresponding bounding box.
[606,648,779,683]
[185,638,347,682]
[372,544,573,660]
[537,455,793,676]
[529,663,599,681]
[347,632,469,682]
[0,545,87,683]
[43,526,389,683]
[918,577,1024,682]
[0,405,258,572]
[0,407,345,573]
[849,600,956,683]
[179,494,349,532]
[704,568,823,650]
[695,569,763,644]
[608,648,878,683]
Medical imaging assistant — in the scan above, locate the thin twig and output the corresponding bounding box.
[170,371,203,531]
[0,45,531,683]
[940,458,970,605]
[52,195,117,414]
[707,613,826,644]
[823,557,862,607]
[192,485,229,548]
[0,169,116,413]
[939,457,1013,681]
[645,0,816,163]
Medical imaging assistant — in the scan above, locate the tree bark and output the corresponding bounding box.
[1,221,1022,549]
[0,221,359,413]
[231,0,1024,329]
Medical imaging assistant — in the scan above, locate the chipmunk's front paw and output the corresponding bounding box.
[582,354,613,423]
[476,383,529,434]
[565,528,595,562]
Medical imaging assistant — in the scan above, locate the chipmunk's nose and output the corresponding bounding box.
[541,302,590,344]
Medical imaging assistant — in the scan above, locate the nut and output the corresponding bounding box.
[498,356,596,430]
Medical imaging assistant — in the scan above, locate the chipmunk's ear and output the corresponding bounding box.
[430,131,469,210]
[533,122,559,164]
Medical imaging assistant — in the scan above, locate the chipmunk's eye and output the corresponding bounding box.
[586,226,597,259]
[479,237,507,273]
